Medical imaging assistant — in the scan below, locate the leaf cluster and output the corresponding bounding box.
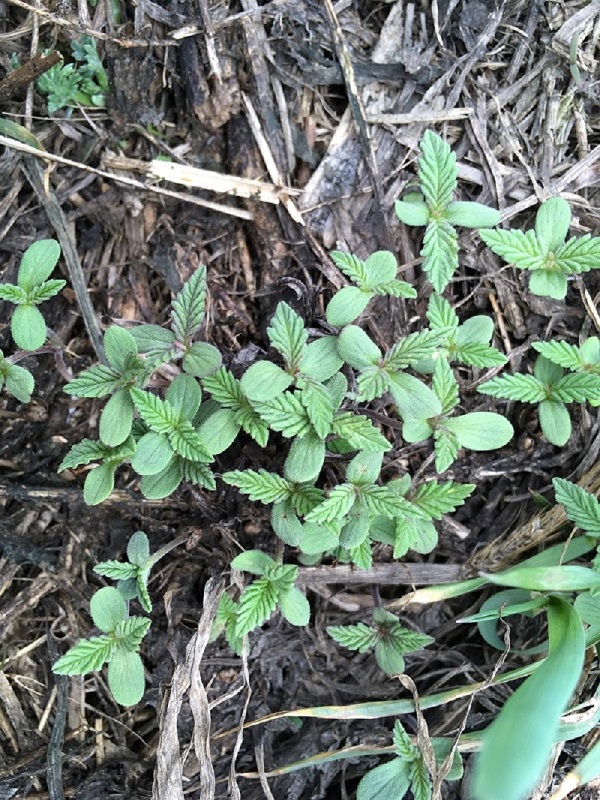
[36,35,108,114]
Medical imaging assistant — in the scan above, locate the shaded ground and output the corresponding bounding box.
[0,0,599,798]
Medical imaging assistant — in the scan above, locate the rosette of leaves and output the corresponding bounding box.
[129,266,222,378]
[414,293,506,372]
[336,324,445,420]
[402,357,514,472]
[218,550,311,640]
[0,349,34,403]
[370,474,475,558]
[129,373,218,499]
[479,197,600,301]
[64,326,147,447]
[394,130,500,293]
[532,337,600,405]
[93,531,155,613]
[53,585,150,706]
[328,607,434,675]
[0,239,65,350]
[36,35,108,114]
[239,302,390,482]
[325,250,417,327]
[478,354,600,446]
[357,719,463,800]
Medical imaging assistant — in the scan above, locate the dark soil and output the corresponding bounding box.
[0,0,599,798]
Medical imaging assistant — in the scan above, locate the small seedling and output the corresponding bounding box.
[402,357,514,472]
[36,35,108,114]
[328,607,433,676]
[0,239,64,351]
[53,530,185,705]
[394,130,500,293]
[478,353,600,446]
[356,719,463,800]
[0,350,35,403]
[479,196,600,300]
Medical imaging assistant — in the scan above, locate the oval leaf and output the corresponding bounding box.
[107,649,146,707]
[11,304,46,350]
[388,372,442,420]
[182,342,222,378]
[535,197,571,252]
[271,500,304,547]
[165,373,202,420]
[4,363,34,403]
[444,201,501,229]
[284,430,325,483]
[130,432,173,475]
[18,239,61,290]
[231,550,275,575]
[445,412,513,450]
[127,531,150,566]
[99,389,134,447]
[140,459,183,499]
[300,336,344,381]
[539,400,571,446]
[84,463,116,505]
[240,361,293,401]
[337,325,382,370]
[394,198,429,227]
[279,586,311,626]
[326,286,373,327]
[196,408,241,454]
[104,326,138,371]
[90,586,127,632]
[363,251,398,286]
[529,270,567,300]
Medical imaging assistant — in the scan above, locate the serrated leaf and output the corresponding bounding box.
[349,537,373,569]
[11,304,47,350]
[284,430,326,483]
[555,235,600,275]
[327,623,378,652]
[170,266,206,341]
[115,617,152,650]
[90,586,127,632]
[131,388,178,433]
[331,412,390,452]
[252,392,312,438]
[421,218,459,293]
[234,405,269,446]
[326,286,373,327]
[535,197,571,252]
[99,388,134,447]
[360,485,420,519]
[235,577,279,637]
[182,460,216,490]
[551,372,600,403]
[265,564,298,596]
[433,428,460,473]
[419,130,457,212]
[58,437,127,471]
[305,483,356,524]
[393,720,418,760]
[409,759,432,800]
[64,365,124,398]
[53,635,115,675]
[531,341,586,371]
[202,367,243,408]
[18,239,61,291]
[478,228,546,271]
[386,329,445,369]
[289,485,325,517]
[356,365,390,401]
[388,625,434,654]
[432,357,458,414]
[104,326,138,372]
[410,481,475,519]
[478,373,546,403]
[169,420,212,462]
[94,560,139,580]
[222,469,292,503]
[553,478,600,537]
[373,280,417,299]
[300,381,334,438]
[108,649,146,706]
[267,302,308,370]
[337,325,382,370]
[330,250,369,285]
[426,293,458,330]
[28,278,66,303]
[241,361,293,401]
[0,284,27,303]
[453,342,506,368]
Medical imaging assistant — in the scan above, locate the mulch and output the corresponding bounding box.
[0,0,599,797]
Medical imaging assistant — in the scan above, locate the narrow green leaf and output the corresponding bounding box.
[305,484,356,524]
[477,373,546,403]
[330,250,369,285]
[385,329,445,369]
[131,388,178,434]
[418,129,457,212]
[433,428,460,473]
[453,342,506,368]
[28,278,66,303]
[93,560,139,580]
[300,381,334,439]
[484,565,600,592]
[169,420,212,462]
[331,412,390,451]
[99,388,134,447]
[202,367,243,408]
[170,266,206,341]
[115,617,151,650]
[478,228,546,271]
[410,481,475,519]
[235,577,279,637]
[267,302,308,370]
[555,235,600,275]
[421,218,459,293]
[252,392,312,438]
[432,357,458,414]
[328,623,378,652]
[551,372,600,404]
[531,340,585,370]
[0,284,28,304]
[426,293,458,330]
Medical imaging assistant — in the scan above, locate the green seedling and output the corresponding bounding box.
[479,197,600,300]
[36,35,108,114]
[478,353,600,446]
[0,350,35,403]
[402,357,514,472]
[394,129,500,293]
[357,719,463,800]
[328,607,433,676]
[325,250,416,327]
[532,337,600,392]
[53,530,185,706]
[0,239,64,351]
[217,550,311,644]
[414,293,507,372]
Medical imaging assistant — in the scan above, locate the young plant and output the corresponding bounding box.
[325,250,416,327]
[0,239,65,351]
[36,35,108,114]
[53,530,184,706]
[394,129,500,293]
[479,196,600,300]
[478,353,600,446]
[357,719,463,800]
[328,607,433,676]
[532,336,600,391]
[414,293,507,372]
[402,357,514,472]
